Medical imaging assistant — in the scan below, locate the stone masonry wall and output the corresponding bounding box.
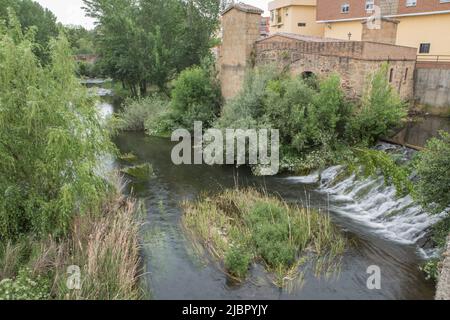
[255,38,416,100]
[361,19,399,45]
[219,8,261,100]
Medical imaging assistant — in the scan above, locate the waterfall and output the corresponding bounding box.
[287,165,446,246]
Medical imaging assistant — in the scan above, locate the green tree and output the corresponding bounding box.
[171,64,222,130]
[63,25,96,55]
[83,0,220,95]
[0,0,59,63]
[347,63,407,145]
[415,131,450,213]
[0,17,113,240]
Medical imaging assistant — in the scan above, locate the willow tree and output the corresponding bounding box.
[0,14,113,240]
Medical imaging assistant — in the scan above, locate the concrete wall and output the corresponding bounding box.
[415,67,450,115]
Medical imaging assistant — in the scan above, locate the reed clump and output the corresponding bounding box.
[0,174,144,300]
[182,188,346,287]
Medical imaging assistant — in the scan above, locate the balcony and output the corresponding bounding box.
[416,55,450,69]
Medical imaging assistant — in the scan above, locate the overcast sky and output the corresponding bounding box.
[35,0,270,29]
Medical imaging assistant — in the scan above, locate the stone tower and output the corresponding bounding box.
[219,3,263,100]
[361,17,399,45]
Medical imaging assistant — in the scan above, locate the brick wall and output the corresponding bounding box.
[317,0,450,21]
[317,0,371,21]
[397,0,450,15]
[380,0,399,16]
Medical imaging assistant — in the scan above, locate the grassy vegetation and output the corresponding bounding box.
[0,174,144,300]
[118,152,138,163]
[214,64,406,175]
[116,95,171,132]
[120,163,154,181]
[116,61,221,135]
[182,188,346,287]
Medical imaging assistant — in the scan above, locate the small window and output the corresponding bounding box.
[406,0,417,7]
[419,43,431,54]
[404,68,409,81]
[270,10,274,22]
[341,4,350,13]
[298,23,306,27]
[389,68,394,83]
[366,0,375,11]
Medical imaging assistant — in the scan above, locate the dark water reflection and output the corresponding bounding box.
[113,132,436,300]
[392,116,450,147]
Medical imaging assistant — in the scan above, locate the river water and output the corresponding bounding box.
[97,94,450,300]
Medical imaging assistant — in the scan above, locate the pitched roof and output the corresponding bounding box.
[257,32,347,43]
[222,2,264,15]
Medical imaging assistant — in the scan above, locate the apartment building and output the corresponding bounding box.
[316,0,450,58]
[268,0,324,36]
[260,16,270,37]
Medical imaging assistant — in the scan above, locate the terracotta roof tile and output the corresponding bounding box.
[258,32,347,43]
[222,2,264,15]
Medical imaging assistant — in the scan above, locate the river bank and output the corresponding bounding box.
[101,85,449,300]
[436,236,450,300]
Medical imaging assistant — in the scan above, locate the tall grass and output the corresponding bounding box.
[182,188,346,287]
[0,173,144,300]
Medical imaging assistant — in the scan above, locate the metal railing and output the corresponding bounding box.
[417,55,450,62]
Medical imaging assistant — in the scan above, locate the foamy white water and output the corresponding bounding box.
[287,165,446,245]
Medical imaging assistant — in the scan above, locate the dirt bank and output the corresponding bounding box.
[436,236,450,300]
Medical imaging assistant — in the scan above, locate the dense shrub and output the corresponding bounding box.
[216,65,279,129]
[76,61,101,78]
[215,64,407,173]
[171,64,222,130]
[347,64,407,144]
[117,95,170,132]
[432,215,450,248]
[246,202,297,268]
[415,131,450,213]
[224,246,252,279]
[265,74,352,154]
[0,268,50,300]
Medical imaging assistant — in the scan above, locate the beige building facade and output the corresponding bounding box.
[269,0,324,36]
[317,0,450,58]
[218,4,417,101]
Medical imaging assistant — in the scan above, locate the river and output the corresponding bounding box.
[96,90,450,300]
